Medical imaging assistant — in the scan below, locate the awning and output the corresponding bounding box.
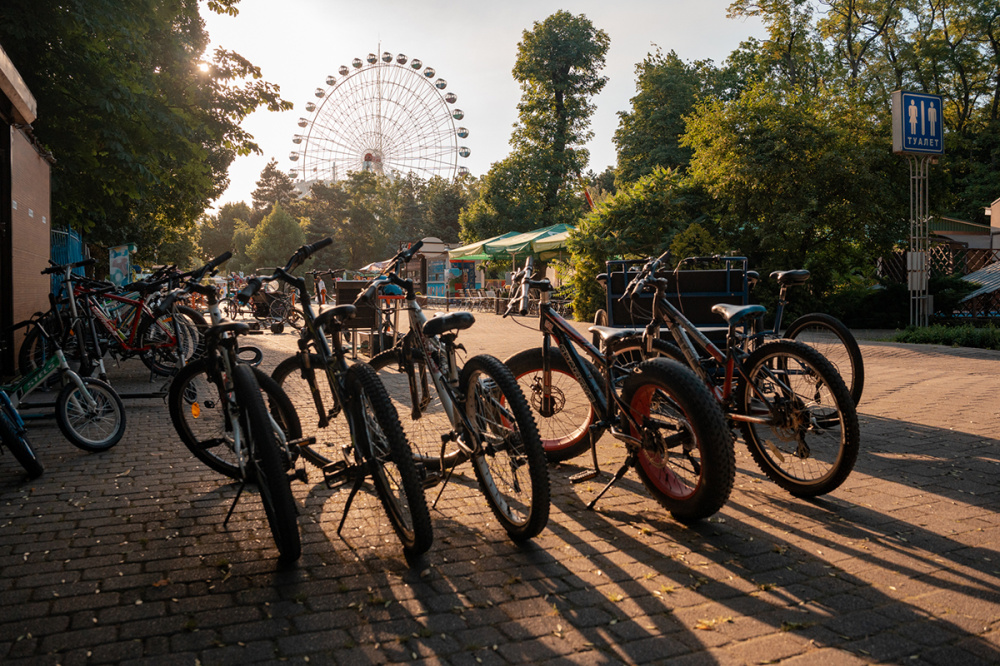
[447,231,520,260]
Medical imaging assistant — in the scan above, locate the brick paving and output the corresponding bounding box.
[1,310,999,664]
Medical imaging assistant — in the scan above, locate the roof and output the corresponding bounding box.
[0,42,36,124]
[961,261,1000,301]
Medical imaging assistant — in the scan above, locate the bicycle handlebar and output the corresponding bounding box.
[41,257,96,275]
[237,237,332,304]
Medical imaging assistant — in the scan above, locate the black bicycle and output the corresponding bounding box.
[249,239,433,558]
[166,252,302,564]
[504,257,735,523]
[366,242,550,542]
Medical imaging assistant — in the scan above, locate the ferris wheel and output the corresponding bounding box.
[289,51,470,186]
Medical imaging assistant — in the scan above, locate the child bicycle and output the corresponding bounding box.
[364,241,551,542]
[165,251,303,564]
[503,257,735,523]
[595,250,861,497]
[252,239,434,558]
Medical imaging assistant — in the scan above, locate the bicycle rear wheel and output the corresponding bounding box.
[460,354,549,542]
[347,362,433,557]
[0,409,43,479]
[169,358,302,480]
[55,376,126,452]
[505,346,601,463]
[369,343,466,469]
[232,364,301,564]
[783,313,864,406]
[621,358,735,523]
[736,339,860,497]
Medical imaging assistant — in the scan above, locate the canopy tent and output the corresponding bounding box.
[447,231,520,261]
[359,259,391,273]
[448,224,575,262]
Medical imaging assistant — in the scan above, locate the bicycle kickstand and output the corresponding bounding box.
[569,425,604,484]
[336,467,367,537]
[223,481,247,527]
[586,452,635,510]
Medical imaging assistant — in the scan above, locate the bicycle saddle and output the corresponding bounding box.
[315,304,356,331]
[770,269,810,286]
[711,303,765,325]
[423,311,475,337]
[588,324,642,346]
[205,321,251,347]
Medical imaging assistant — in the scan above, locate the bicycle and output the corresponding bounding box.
[356,245,543,542]
[744,266,864,405]
[251,239,433,558]
[501,258,735,523]
[595,250,861,498]
[3,315,126,454]
[0,388,43,479]
[166,251,303,564]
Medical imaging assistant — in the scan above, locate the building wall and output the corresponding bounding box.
[10,125,50,343]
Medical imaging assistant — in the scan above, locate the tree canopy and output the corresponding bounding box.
[0,0,291,262]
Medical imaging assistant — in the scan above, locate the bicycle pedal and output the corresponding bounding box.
[322,460,353,488]
[421,470,442,489]
[286,436,316,449]
[569,469,600,484]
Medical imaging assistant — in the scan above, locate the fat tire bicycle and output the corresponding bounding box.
[598,250,861,498]
[362,241,551,542]
[503,258,735,524]
[248,239,433,558]
[165,252,302,564]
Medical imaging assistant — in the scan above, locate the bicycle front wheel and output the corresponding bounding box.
[347,362,433,557]
[232,364,301,564]
[369,344,466,469]
[55,376,126,452]
[0,409,43,479]
[505,346,601,463]
[622,358,735,523]
[271,353,351,468]
[169,358,302,480]
[460,354,549,542]
[784,313,864,406]
[736,339,860,497]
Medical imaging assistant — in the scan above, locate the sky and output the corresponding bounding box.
[201,0,766,210]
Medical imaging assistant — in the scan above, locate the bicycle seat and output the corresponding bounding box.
[423,311,475,337]
[315,304,356,331]
[205,321,251,347]
[588,324,642,345]
[770,269,810,286]
[711,303,765,325]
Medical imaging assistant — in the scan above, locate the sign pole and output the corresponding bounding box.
[892,90,943,328]
[907,155,931,327]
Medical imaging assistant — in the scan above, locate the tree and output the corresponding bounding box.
[250,158,297,226]
[614,50,707,184]
[199,202,251,260]
[0,0,291,259]
[246,203,306,271]
[461,11,609,242]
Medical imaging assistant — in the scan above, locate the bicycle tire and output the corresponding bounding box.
[783,313,864,406]
[347,362,433,557]
[55,376,126,452]
[369,344,467,469]
[736,339,860,497]
[459,354,550,542]
[137,313,182,376]
[232,364,301,564]
[0,409,43,479]
[504,346,602,463]
[169,358,302,479]
[591,308,608,347]
[176,305,208,362]
[271,353,350,469]
[621,358,735,523]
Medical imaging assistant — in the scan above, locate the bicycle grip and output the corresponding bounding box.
[401,240,424,263]
[205,251,233,273]
[304,237,333,256]
[236,277,262,304]
[355,281,380,305]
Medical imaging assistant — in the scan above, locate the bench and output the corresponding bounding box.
[600,257,750,343]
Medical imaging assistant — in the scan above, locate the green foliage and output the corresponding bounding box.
[669,223,728,266]
[461,11,608,243]
[894,323,1000,350]
[250,158,297,225]
[566,167,694,320]
[0,0,291,252]
[246,203,305,271]
[199,202,250,261]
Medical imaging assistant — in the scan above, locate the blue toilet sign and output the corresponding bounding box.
[892,91,945,155]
